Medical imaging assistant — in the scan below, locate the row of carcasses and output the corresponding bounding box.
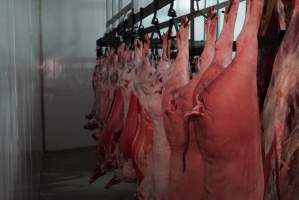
[84,0,299,199]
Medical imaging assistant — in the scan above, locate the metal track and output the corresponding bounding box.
[106,2,133,28]
[100,0,246,47]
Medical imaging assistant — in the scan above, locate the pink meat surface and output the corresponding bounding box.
[89,51,119,183]
[131,107,153,200]
[191,1,239,103]
[101,87,124,167]
[191,0,265,199]
[105,45,140,188]
[196,8,218,77]
[160,1,239,199]
[263,2,299,199]
[119,92,140,160]
[133,32,172,200]
[101,51,119,125]
[162,17,197,200]
[130,37,155,200]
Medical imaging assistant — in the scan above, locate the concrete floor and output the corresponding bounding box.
[40,147,136,200]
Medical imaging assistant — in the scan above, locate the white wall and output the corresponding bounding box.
[0,0,42,199]
[42,0,106,151]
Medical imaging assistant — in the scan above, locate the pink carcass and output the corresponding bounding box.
[162,17,203,200]
[130,37,155,200]
[190,0,265,199]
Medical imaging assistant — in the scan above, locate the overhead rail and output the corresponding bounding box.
[143,0,245,35]
[106,2,133,28]
[100,0,247,45]
[97,0,287,70]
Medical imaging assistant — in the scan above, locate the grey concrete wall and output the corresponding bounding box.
[0,0,43,199]
[41,0,106,151]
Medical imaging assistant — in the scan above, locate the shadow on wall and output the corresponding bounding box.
[41,0,106,151]
[43,59,97,151]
